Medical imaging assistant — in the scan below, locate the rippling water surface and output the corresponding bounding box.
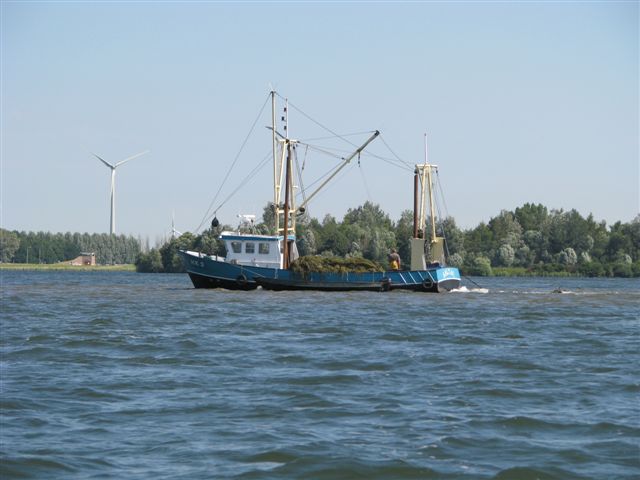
[1,271,638,479]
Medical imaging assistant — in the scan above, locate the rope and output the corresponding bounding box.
[378,134,414,170]
[195,92,271,233]
[436,171,450,220]
[294,146,308,211]
[298,142,346,161]
[299,157,347,194]
[463,275,484,289]
[212,151,272,214]
[276,93,361,149]
[358,154,373,202]
[301,131,375,142]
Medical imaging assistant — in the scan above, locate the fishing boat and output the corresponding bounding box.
[180,91,461,292]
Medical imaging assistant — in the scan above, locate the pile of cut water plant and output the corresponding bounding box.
[290,256,385,274]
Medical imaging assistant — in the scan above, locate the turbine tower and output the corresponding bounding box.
[170,210,182,239]
[93,150,149,235]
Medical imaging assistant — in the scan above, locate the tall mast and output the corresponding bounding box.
[426,162,437,241]
[272,91,278,233]
[411,135,444,269]
[413,168,419,238]
[424,134,437,240]
[418,134,428,234]
[282,140,292,269]
[284,98,296,236]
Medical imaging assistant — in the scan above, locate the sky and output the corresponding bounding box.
[1,1,638,241]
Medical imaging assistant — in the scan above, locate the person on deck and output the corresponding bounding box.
[388,249,401,271]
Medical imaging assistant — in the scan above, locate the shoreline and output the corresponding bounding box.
[0,263,630,278]
[0,263,135,272]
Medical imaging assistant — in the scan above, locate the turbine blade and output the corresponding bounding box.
[115,150,150,168]
[92,152,115,169]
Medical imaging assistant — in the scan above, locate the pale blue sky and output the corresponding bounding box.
[2,1,638,240]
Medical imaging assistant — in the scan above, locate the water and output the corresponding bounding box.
[1,271,638,479]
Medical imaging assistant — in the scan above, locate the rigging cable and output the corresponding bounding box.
[378,134,414,170]
[276,92,412,187]
[211,150,272,218]
[296,154,354,198]
[195,92,272,233]
[357,153,373,203]
[298,142,345,161]
[435,170,451,220]
[301,131,376,142]
[434,185,451,260]
[294,134,411,203]
[301,144,309,172]
[294,145,309,212]
[433,170,454,262]
[276,93,361,150]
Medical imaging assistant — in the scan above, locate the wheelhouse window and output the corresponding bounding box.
[258,243,270,254]
[245,242,255,254]
[231,241,242,254]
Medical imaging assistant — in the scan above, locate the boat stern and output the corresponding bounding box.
[434,266,461,292]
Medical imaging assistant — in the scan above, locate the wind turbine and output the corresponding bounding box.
[170,210,182,239]
[92,150,149,235]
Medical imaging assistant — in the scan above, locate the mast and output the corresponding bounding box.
[413,168,419,238]
[272,94,289,235]
[426,165,437,241]
[282,140,292,269]
[411,133,445,269]
[272,91,278,233]
[424,134,436,240]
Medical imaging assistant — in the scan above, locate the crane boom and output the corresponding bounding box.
[297,130,380,211]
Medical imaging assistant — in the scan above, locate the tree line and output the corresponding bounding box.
[0,231,141,265]
[135,202,639,277]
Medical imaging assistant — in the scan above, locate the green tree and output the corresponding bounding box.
[558,247,578,266]
[343,201,392,230]
[160,232,196,272]
[547,209,590,254]
[463,222,494,258]
[496,244,515,267]
[488,210,523,250]
[315,214,349,256]
[296,225,317,256]
[439,216,464,257]
[466,256,493,276]
[394,210,415,266]
[342,202,396,264]
[194,227,225,256]
[261,202,277,234]
[606,220,638,263]
[135,249,164,273]
[0,229,20,263]
[514,203,549,232]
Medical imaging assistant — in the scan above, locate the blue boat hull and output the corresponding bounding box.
[180,251,461,293]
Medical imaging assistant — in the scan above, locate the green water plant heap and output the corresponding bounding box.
[290,256,384,274]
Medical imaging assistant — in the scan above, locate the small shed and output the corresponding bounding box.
[70,252,96,266]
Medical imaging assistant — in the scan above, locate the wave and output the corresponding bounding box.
[234,453,444,479]
[0,456,76,478]
[492,466,573,480]
[451,286,490,293]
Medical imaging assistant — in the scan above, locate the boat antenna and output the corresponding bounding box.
[424,132,428,164]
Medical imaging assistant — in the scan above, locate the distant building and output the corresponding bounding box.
[70,252,96,266]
